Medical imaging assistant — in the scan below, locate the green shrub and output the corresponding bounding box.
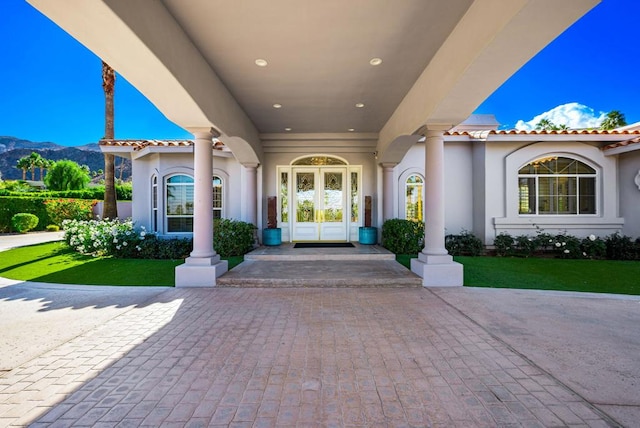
[11,213,39,233]
[136,237,193,260]
[514,235,538,257]
[493,233,514,257]
[46,224,60,232]
[445,231,483,256]
[213,218,256,257]
[605,233,637,260]
[44,198,96,226]
[580,235,606,259]
[381,219,424,254]
[0,196,51,232]
[551,234,582,259]
[44,160,91,190]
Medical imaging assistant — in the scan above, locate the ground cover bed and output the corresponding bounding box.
[0,242,242,287]
[397,254,640,295]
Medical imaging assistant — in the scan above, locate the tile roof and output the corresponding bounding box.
[99,139,227,150]
[445,129,640,136]
[602,135,640,151]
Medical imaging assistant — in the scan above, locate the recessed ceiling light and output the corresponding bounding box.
[348,128,355,132]
[369,58,383,66]
[355,103,365,108]
[284,127,292,131]
[255,59,268,67]
[273,103,282,109]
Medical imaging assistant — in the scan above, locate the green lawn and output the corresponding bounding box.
[0,242,243,287]
[397,254,640,295]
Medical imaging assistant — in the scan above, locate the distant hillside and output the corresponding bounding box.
[0,137,129,181]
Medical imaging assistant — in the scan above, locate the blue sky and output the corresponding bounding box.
[1,0,638,146]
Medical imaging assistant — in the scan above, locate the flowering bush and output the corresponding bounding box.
[493,233,514,257]
[44,198,96,226]
[63,218,150,257]
[580,234,606,259]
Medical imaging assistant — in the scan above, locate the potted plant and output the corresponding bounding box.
[359,195,377,244]
[262,196,282,246]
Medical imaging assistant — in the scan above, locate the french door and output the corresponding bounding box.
[292,167,348,241]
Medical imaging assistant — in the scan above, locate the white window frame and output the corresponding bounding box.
[165,174,194,234]
[518,156,597,216]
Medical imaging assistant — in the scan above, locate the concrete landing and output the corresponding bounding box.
[218,244,422,287]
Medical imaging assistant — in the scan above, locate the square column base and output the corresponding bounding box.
[175,259,228,287]
[411,257,463,287]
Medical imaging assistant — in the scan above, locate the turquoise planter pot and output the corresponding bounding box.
[262,228,282,246]
[359,227,377,245]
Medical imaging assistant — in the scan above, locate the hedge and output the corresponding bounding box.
[0,196,51,232]
[0,185,132,201]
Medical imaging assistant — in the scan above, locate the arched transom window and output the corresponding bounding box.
[405,174,424,221]
[518,156,596,215]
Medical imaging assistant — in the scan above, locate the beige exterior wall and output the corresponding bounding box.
[618,150,640,238]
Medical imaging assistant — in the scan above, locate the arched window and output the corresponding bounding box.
[166,175,194,232]
[518,156,596,215]
[213,175,223,219]
[405,174,424,221]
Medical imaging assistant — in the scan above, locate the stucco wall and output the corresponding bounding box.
[395,141,473,235]
[619,150,640,238]
[261,138,378,240]
[492,141,624,241]
[130,151,241,238]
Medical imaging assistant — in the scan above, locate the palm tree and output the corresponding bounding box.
[16,157,30,180]
[600,110,627,130]
[33,154,49,181]
[28,152,42,181]
[102,61,118,219]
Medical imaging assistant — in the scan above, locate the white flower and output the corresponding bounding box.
[140,231,146,237]
[122,241,128,246]
[116,245,121,250]
[564,249,570,254]
[113,239,118,243]
[555,242,561,247]
[583,252,587,257]
[589,234,596,241]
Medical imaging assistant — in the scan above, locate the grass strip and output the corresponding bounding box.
[0,242,243,287]
[396,254,640,295]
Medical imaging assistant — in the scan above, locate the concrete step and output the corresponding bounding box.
[244,244,396,261]
[217,260,422,288]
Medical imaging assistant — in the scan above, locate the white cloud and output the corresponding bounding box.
[515,103,606,130]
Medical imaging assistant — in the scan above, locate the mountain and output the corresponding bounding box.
[0,137,129,181]
[0,136,63,153]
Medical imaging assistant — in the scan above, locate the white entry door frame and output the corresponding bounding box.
[292,167,348,241]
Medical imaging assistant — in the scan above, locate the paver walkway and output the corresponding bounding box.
[0,287,617,427]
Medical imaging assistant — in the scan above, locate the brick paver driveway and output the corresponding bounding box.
[0,288,616,427]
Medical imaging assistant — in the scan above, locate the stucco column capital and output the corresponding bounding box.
[380,162,398,170]
[189,127,221,140]
[424,124,452,135]
[241,163,260,170]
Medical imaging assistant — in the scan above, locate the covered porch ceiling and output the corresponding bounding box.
[28,0,599,164]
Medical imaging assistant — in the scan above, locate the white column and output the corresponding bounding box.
[423,130,449,257]
[381,163,396,221]
[175,129,228,287]
[243,163,258,226]
[190,131,216,259]
[410,127,463,287]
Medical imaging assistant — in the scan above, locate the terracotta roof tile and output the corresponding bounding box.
[445,129,640,136]
[602,136,640,151]
[99,139,227,151]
